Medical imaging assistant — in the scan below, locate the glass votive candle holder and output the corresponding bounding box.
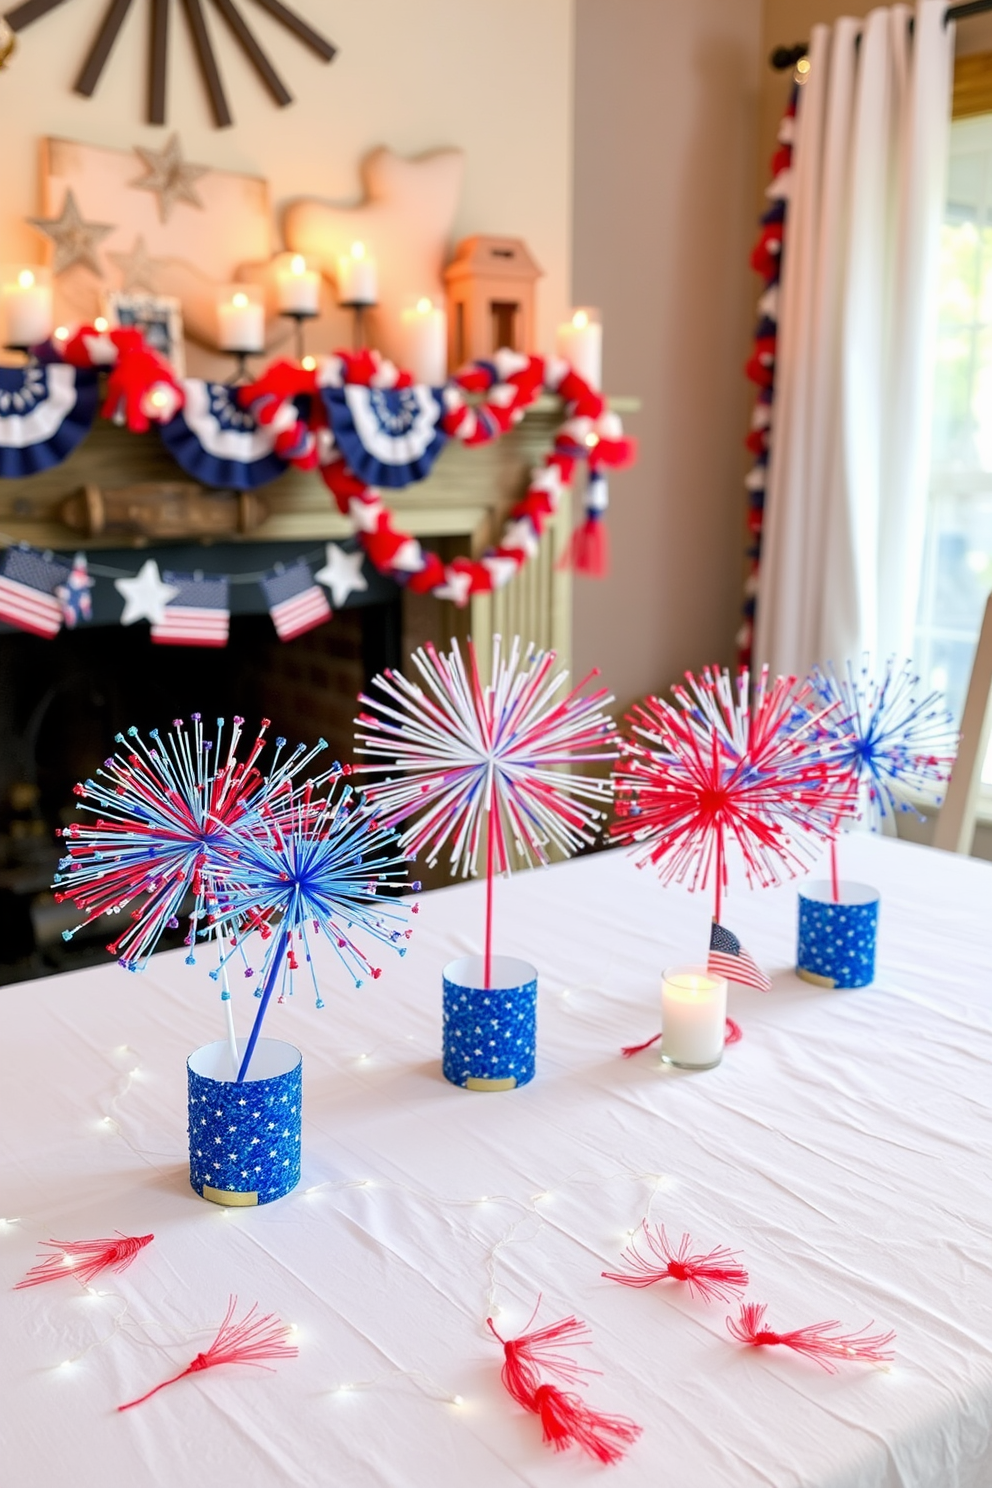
[797,881,880,989]
[187,1038,302,1206]
[442,954,537,1091]
[661,966,728,1071]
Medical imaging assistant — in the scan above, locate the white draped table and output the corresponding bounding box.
[2,834,991,1487]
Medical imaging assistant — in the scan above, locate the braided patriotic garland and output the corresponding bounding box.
[29,329,636,608]
[239,346,636,605]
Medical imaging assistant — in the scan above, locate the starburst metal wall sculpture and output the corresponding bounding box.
[2,0,337,128]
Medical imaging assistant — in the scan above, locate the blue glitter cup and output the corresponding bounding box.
[796,881,880,989]
[442,954,538,1091]
[187,1038,302,1206]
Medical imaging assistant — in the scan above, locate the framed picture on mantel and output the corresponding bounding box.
[105,292,185,378]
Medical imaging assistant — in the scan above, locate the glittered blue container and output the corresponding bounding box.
[797,881,880,989]
[442,954,537,1091]
[187,1038,302,1206]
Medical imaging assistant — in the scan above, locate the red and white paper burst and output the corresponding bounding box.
[612,666,853,920]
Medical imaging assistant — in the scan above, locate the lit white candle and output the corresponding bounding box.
[2,267,53,347]
[276,254,320,315]
[400,297,447,384]
[337,241,378,305]
[661,966,727,1069]
[555,307,602,389]
[217,289,264,352]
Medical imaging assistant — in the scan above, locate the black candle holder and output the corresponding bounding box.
[3,343,36,365]
[224,349,259,385]
[339,300,377,352]
[279,309,319,362]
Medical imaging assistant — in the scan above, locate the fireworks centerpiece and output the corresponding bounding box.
[794,658,957,989]
[54,717,417,1204]
[611,667,853,1064]
[354,635,618,1090]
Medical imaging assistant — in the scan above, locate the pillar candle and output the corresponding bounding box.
[217,289,264,352]
[2,268,53,347]
[337,241,378,305]
[400,297,447,384]
[555,307,602,389]
[276,255,320,315]
[661,967,727,1069]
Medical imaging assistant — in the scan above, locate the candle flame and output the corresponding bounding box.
[350,241,366,261]
[416,297,433,314]
[232,292,250,309]
[572,309,589,330]
[17,269,35,289]
[290,255,306,275]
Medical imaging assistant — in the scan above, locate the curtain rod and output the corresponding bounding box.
[771,0,992,69]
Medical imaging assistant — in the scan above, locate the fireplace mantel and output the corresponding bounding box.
[1,394,638,674]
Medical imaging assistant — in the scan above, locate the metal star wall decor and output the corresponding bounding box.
[28,189,115,276]
[2,0,337,128]
[131,134,208,222]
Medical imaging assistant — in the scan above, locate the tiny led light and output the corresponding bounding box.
[451,1394,464,1406]
[54,326,68,340]
[301,355,316,371]
[17,269,35,289]
[796,56,811,75]
[232,292,250,309]
[93,317,108,333]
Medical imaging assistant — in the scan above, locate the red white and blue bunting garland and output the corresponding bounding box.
[1,326,636,611]
[738,85,797,667]
[0,362,99,478]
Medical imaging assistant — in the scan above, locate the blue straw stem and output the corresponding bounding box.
[236,925,290,1084]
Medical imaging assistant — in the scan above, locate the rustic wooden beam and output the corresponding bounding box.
[248,0,335,62]
[180,0,233,127]
[211,0,293,106]
[3,0,70,32]
[149,0,169,124]
[74,0,135,96]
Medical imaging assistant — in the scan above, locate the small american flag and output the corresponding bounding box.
[261,561,331,642]
[151,573,230,648]
[0,545,69,638]
[707,920,771,992]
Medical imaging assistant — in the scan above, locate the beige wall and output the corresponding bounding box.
[572,0,763,712]
[0,0,574,354]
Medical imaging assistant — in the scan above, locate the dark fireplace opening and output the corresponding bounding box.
[0,598,402,984]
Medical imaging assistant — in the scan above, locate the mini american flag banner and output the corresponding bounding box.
[707,920,771,992]
[151,572,230,648]
[261,560,331,642]
[0,544,69,638]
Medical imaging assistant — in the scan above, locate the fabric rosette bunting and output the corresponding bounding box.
[320,378,449,488]
[0,361,99,477]
[158,380,302,490]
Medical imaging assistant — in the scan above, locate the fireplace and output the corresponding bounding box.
[0,575,401,984]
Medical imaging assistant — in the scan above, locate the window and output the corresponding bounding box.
[915,113,992,789]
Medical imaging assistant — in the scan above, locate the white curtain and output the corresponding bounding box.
[754,1,955,676]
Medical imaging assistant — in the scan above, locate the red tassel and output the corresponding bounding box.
[727,1303,895,1373]
[532,1384,643,1465]
[15,1232,153,1289]
[564,516,609,577]
[487,1313,641,1464]
[603,1223,748,1303]
[118,1296,297,1411]
[621,1018,741,1059]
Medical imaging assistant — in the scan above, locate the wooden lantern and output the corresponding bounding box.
[443,235,543,366]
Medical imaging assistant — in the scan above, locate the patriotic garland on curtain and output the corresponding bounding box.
[738,86,798,667]
[0,330,636,622]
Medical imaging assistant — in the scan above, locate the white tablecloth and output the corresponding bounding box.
[2,834,991,1488]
